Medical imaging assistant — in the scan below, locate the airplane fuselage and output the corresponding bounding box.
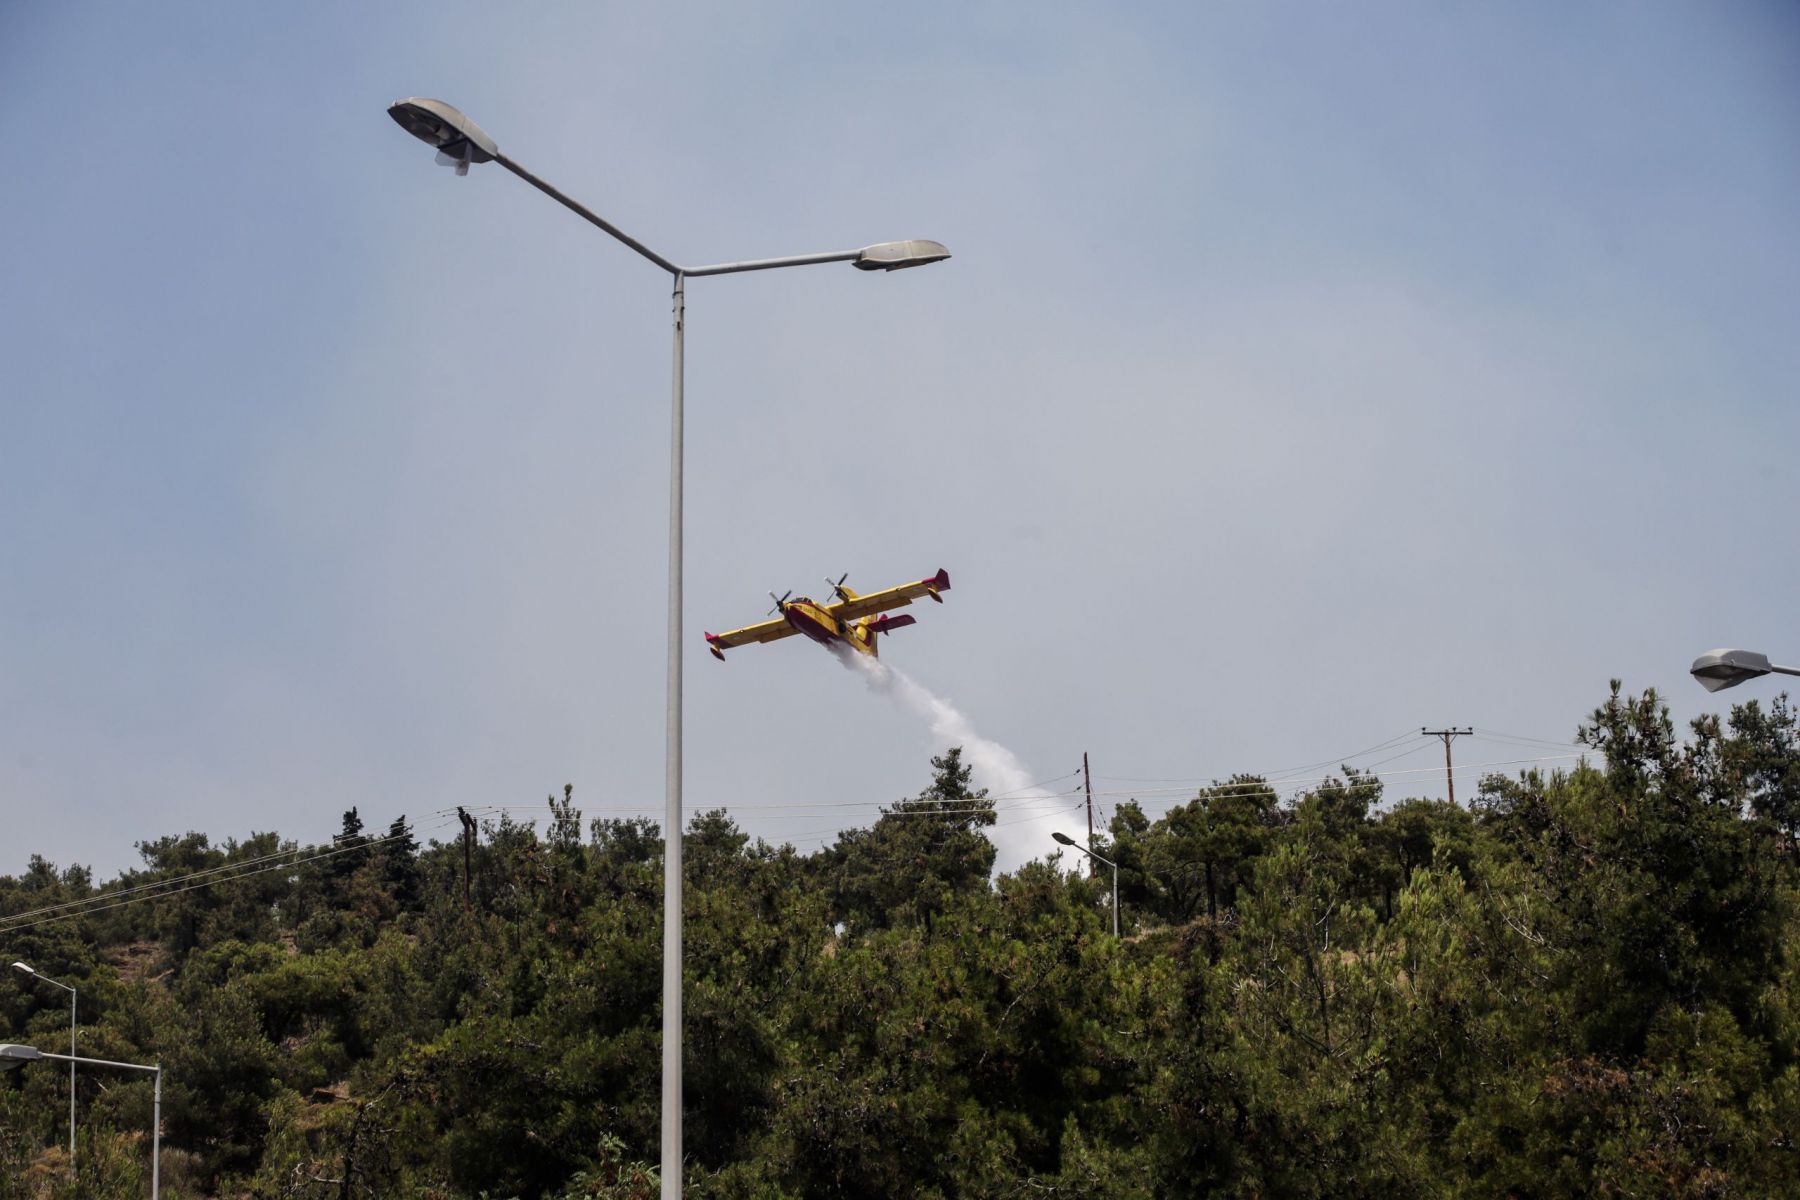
[779,599,879,655]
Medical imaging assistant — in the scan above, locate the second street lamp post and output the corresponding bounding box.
[1052,831,1120,937]
[0,1044,159,1200]
[13,962,75,1171]
[1691,648,1800,693]
[386,96,949,1198]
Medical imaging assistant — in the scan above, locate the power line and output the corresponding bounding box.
[1477,726,1583,747]
[486,749,1594,859]
[1093,728,1421,785]
[469,750,1591,818]
[462,790,1084,819]
[1470,728,1585,753]
[1356,742,1435,772]
[0,815,460,934]
[1082,751,1589,803]
[0,817,453,927]
[1263,729,1425,782]
[1,748,1596,930]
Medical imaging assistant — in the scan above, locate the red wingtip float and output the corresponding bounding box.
[704,569,950,662]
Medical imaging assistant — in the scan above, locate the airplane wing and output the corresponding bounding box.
[827,568,951,623]
[704,617,797,660]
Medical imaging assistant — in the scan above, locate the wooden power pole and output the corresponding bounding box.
[457,807,477,914]
[1083,752,1096,879]
[1421,727,1473,806]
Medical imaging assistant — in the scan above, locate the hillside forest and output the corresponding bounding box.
[3,682,1800,1198]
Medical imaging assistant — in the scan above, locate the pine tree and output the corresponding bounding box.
[827,747,997,933]
[377,815,420,908]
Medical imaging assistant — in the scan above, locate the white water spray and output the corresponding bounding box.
[833,647,1090,873]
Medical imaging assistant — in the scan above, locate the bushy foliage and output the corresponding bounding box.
[2,686,1798,1197]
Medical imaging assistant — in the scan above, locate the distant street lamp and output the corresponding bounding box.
[1052,832,1120,937]
[13,962,75,1169]
[0,1043,160,1199]
[1690,648,1800,693]
[385,95,949,1200]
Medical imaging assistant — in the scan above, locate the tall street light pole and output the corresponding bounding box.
[13,962,75,1170]
[1691,648,1800,693]
[385,97,950,1198]
[1052,831,1120,937]
[0,1044,158,1199]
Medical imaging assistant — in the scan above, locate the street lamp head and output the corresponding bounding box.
[0,1044,44,1070]
[10,962,33,976]
[1691,648,1774,693]
[1051,831,1077,847]
[387,97,499,176]
[854,239,951,272]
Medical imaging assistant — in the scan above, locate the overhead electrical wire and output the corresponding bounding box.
[0,749,1595,933]
[0,814,463,930]
[1478,726,1586,747]
[1144,728,1422,783]
[0,813,459,927]
[465,750,1591,821]
[1093,728,1427,788]
[1262,729,1426,782]
[0,814,463,934]
[457,787,1086,818]
[1470,728,1588,753]
[775,798,1091,853]
[1080,752,1589,803]
[984,770,1084,800]
[1353,742,1435,772]
[1094,728,1590,794]
[460,749,1595,864]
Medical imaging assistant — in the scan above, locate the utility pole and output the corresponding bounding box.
[457,807,477,914]
[1421,727,1473,806]
[1083,753,1096,880]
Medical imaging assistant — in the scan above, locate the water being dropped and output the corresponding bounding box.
[832,645,1089,873]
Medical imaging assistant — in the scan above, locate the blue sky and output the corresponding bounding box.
[4,3,1798,876]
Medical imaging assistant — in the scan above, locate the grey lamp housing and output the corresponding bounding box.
[1691,648,1775,692]
[388,98,499,175]
[855,240,952,271]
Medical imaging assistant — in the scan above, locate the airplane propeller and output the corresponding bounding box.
[768,589,793,616]
[825,573,851,602]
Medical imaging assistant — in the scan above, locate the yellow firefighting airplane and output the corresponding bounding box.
[705,569,951,662]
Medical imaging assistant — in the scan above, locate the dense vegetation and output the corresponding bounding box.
[4,683,1799,1198]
